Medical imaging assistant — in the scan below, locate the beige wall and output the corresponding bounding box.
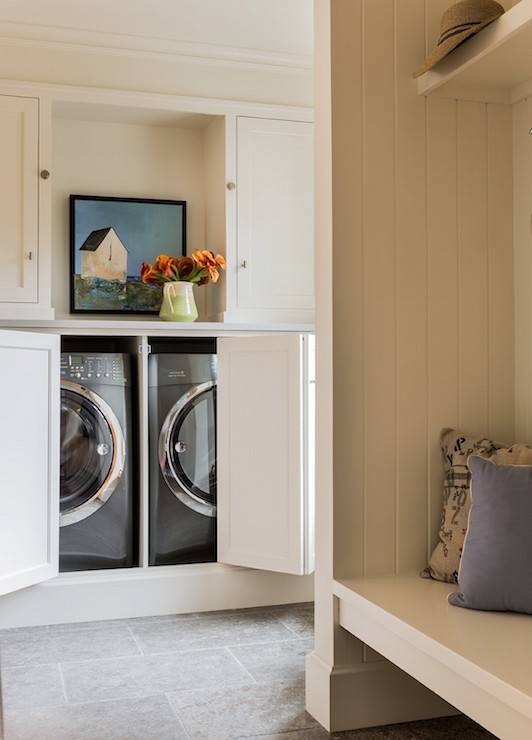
[329,0,515,583]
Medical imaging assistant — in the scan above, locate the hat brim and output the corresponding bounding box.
[414,14,501,78]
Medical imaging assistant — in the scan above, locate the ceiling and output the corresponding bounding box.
[0,0,313,68]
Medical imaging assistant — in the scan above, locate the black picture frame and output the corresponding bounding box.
[70,194,187,315]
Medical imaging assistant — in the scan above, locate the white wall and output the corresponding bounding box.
[52,117,212,318]
[329,0,516,585]
[309,0,516,729]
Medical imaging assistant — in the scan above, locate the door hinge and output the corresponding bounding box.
[138,343,152,355]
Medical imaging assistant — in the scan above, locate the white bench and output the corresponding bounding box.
[334,574,532,740]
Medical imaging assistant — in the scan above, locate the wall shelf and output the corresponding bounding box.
[417,0,532,104]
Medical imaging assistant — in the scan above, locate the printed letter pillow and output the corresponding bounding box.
[424,429,503,583]
[449,456,532,614]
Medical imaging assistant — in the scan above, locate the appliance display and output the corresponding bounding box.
[60,352,135,571]
[148,351,217,566]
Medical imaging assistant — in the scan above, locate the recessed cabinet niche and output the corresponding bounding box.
[0,84,314,325]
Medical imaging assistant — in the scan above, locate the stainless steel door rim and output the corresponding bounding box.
[60,380,126,527]
[159,380,216,518]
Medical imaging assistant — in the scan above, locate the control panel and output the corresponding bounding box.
[60,353,129,385]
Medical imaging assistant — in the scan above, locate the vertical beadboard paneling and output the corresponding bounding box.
[362,0,397,578]
[513,98,532,443]
[487,104,514,443]
[394,0,428,574]
[457,102,489,436]
[426,97,459,555]
[331,0,365,577]
[331,0,515,580]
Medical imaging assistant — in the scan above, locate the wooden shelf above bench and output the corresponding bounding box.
[334,574,532,740]
[417,0,532,104]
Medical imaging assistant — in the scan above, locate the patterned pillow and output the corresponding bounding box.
[423,429,503,583]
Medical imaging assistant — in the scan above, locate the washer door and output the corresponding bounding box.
[60,380,125,527]
[159,381,217,518]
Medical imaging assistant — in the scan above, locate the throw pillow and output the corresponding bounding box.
[423,428,502,583]
[449,455,532,614]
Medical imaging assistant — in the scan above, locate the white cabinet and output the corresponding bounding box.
[0,94,53,320]
[224,116,314,325]
[0,330,59,596]
[217,333,315,575]
[0,96,39,305]
[0,329,313,603]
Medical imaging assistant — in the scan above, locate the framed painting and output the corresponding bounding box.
[70,195,186,314]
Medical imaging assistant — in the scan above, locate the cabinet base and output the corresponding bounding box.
[0,563,314,628]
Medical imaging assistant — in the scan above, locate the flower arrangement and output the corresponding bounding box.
[140,251,226,322]
[140,251,226,287]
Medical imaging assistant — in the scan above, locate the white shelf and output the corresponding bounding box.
[334,574,532,739]
[417,0,532,104]
[0,318,314,335]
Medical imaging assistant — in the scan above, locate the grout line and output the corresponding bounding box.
[57,663,69,705]
[165,693,193,740]
[224,647,257,684]
[126,624,146,656]
[275,618,306,639]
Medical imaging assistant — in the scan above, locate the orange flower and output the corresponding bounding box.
[153,254,178,278]
[140,261,159,284]
[176,256,195,279]
[191,251,226,284]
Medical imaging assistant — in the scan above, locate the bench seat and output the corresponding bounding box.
[333,575,532,739]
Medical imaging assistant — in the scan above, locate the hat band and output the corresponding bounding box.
[437,21,481,45]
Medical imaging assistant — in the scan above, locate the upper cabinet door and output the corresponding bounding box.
[0,330,60,596]
[0,96,39,304]
[217,334,315,575]
[236,117,314,314]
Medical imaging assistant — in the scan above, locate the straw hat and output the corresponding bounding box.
[413,0,504,78]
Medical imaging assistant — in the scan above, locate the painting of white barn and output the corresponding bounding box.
[80,227,128,283]
[71,195,186,313]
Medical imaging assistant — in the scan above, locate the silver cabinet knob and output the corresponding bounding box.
[226,182,236,191]
[40,169,50,180]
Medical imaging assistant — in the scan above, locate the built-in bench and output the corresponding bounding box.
[334,575,532,740]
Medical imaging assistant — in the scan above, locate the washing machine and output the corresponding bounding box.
[148,350,217,566]
[60,352,135,571]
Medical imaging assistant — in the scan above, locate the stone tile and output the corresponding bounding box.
[229,638,313,683]
[129,611,295,654]
[236,715,494,739]
[273,605,314,638]
[0,664,65,710]
[61,647,251,704]
[169,679,317,739]
[0,623,140,667]
[2,695,187,740]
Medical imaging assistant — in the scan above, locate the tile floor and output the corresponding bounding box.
[0,603,494,740]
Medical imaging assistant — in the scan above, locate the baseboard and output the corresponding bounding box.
[0,563,314,628]
[305,651,456,733]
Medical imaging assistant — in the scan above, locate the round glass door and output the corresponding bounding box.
[159,381,217,517]
[60,382,125,527]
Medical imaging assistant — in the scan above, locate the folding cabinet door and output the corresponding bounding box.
[217,333,314,575]
[0,330,60,595]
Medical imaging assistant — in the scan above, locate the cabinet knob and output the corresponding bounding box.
[40,169,50,180]
[240,260,248,269]
[226,181,236,191]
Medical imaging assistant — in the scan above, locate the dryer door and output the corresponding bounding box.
[159,381,217,518]
[60,381,125,526]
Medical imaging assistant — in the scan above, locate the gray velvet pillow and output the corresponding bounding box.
[449,455,532,614]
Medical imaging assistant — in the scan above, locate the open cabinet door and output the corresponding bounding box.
[217,333,315,575]
[0,330,60,596]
